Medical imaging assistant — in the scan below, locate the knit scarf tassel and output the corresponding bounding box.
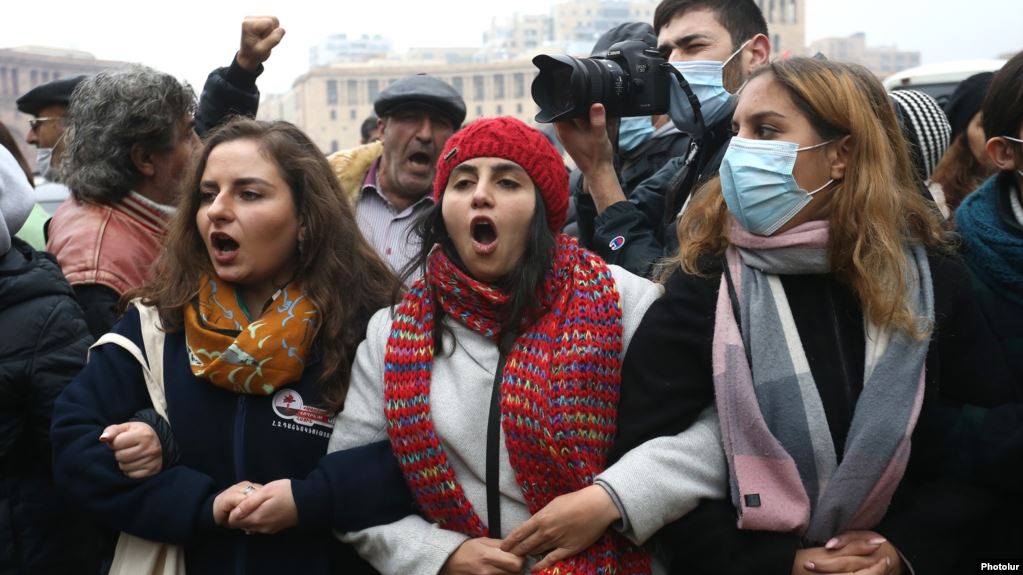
[384,235,651,574]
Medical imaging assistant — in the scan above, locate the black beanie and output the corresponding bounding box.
[944,72,994,142]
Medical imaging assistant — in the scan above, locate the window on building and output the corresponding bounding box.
[516,103,523,114]
[451,76,464,96]
[350,109,357,120]
[12,69,19,95]
[496,104,503,115]
[0,67,6,96]
[787,0,797,23]
[30,69,38,86]
[327,80,338,105]
[331,140,339,154]
[347,79,358,105]
[330,109,337,121]
[494,75,505,99]
[773,34,781,53]
[368,79,380,101]
[514,73,525,98]
[42,71,50,83]
[476,105,483,117]
[473,76,485,100]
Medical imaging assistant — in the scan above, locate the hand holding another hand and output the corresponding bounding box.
[213,481,263,527]
[440,538,524,575]
[227,479,299,535]
[793,531,902,575]
[501,484,621,571]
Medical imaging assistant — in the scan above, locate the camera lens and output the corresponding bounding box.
[532,40,669,122]
[550,66,575,113]
[532,55,628,122]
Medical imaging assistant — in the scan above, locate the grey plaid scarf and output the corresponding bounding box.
[713,219,933,543]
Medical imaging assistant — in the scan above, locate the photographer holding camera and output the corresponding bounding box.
[552,0,771,278]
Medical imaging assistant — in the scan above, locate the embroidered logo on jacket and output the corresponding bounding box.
[609,235,626,251]
[271,389,335,431]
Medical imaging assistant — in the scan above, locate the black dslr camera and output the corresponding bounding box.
[531,40,672,123]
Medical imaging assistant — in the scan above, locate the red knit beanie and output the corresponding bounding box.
[433,117,568,232]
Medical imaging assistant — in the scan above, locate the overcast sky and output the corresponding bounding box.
[4,0,1021,95]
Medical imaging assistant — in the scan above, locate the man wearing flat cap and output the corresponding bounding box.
[16,75,85,184]
[328,73,465,279]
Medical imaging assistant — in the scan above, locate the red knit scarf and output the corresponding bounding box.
[383,235,650,574]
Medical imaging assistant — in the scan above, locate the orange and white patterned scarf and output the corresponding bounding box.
[184,274,318,395]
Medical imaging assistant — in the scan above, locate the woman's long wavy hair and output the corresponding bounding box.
[670,58,946,338]
[133,118,399,410]
[931,132,995,215]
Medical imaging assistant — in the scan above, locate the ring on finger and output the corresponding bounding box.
[242,484,257,495]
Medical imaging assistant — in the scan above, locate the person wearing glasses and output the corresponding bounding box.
[16,76,86,244]
[17,75,85,186]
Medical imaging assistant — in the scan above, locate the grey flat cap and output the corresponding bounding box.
[374,74,466,128]
[17,75,87,115]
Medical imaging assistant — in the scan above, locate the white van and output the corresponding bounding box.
[883,59,1006,107]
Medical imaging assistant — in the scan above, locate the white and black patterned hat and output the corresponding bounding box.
[889,89,951,182]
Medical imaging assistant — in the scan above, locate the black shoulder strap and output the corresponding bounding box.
[486,331,516,538]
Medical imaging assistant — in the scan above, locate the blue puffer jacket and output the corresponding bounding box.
[51,306,414,575]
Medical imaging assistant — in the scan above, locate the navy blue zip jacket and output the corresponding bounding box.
[51,306,414,575]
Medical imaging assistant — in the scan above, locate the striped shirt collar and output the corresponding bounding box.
[114,191,175,232]
[359,157,435,213]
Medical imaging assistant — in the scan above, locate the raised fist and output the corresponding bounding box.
[236,16,285,71]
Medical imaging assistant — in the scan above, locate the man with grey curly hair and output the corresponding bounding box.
[46,65,200,338]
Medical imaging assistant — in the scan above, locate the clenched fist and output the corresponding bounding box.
[236,16,285,71]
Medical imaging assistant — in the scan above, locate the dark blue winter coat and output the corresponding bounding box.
[51,306,413,575]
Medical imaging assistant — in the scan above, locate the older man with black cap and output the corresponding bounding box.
[14,76,86,249]
[328,73,465,279]
[16,75,85,185]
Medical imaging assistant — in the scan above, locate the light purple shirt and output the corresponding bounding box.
[355,158,434,282]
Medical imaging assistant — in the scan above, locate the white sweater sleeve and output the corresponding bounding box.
[328,307,392,451]
[329,307,468,574]
[601,267,725,546]
[595,406,726,545]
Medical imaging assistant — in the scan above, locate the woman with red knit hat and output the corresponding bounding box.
[326,117,726,574]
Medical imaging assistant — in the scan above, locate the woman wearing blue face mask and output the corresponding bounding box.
[610,58,1017,575]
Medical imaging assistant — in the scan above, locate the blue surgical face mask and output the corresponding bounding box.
[720,136,835,236]
[618,117,655,152]
[667,39,751,134]
[35,146,58,182]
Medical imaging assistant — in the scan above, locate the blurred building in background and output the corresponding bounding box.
[273,0,810,153]
[0,47,130,171]
[809,32,921,77]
